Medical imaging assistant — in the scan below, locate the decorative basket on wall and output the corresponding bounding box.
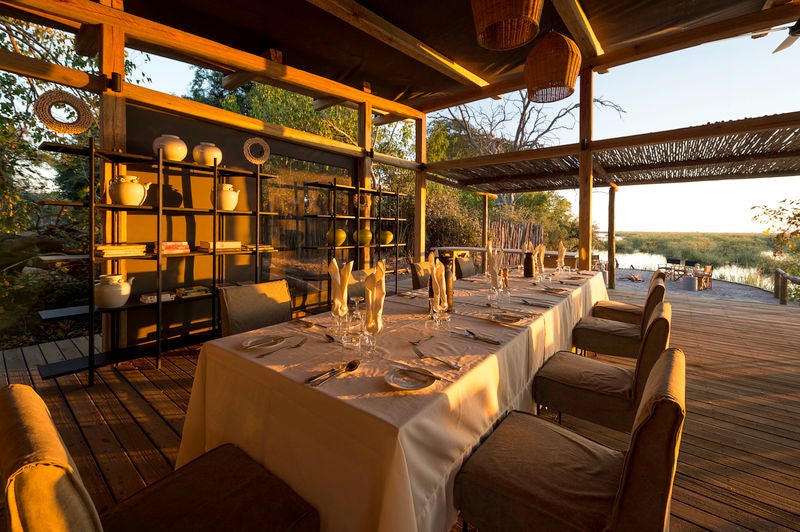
[471,0,544,51]
[525,31,582,103]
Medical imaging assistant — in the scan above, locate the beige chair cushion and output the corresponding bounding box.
[534,352,635,431]
[411,261,434,290]
[101,444,320,532]
[455,410,624,531]
[572,317,641,358]
[591,271,664,324]
[455,257,476,279]
[535,302,672,432]
[0,384,102,532]
[219,279,292,336]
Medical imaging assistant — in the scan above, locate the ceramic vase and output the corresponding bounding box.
[212,183,239,211]
[152,134,187,161]
[94,274,133,308]
[326,227,347,247]
[353,228,372,246]
[109,176,151,206]
[379,230,394,245]
[192,142,223,166]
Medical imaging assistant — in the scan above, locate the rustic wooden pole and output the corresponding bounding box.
[607,186,616,289]
[578,67,594,271]
[482,194,489,272]
[774,269,781,299]
[413,116,427,262]
[779,275,789,305]
[358,100,373,269]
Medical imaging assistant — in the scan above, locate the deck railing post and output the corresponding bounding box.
[774,269,781,299]
[780,275,789,305]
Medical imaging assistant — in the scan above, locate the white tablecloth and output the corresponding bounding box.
[177,270,607,531]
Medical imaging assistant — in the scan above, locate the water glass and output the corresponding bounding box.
[488,286,499,308]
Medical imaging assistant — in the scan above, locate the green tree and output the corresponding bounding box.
[753,198,800,256]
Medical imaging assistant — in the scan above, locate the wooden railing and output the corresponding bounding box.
[774,268,800,305]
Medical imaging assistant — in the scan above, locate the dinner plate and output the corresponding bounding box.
[488,312,524,324]
[385,368,436,390]
[239,335,286,349]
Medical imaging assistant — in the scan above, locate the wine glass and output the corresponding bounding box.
[361,318,384,360]
[331,301,348,340]
[431,298,449,332]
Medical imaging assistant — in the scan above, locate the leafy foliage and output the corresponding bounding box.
[752,198,800,255]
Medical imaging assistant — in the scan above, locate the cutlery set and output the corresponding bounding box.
[255,337,308,358]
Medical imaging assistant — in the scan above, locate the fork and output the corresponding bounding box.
[412,346,461,371]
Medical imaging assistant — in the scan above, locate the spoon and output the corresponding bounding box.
[309,359,360,387]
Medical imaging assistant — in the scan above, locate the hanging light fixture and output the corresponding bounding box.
[471,0,544,51]
[524,31,582,103]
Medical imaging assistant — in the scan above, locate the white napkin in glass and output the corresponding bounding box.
[431,259,447,309]
[328,258,353,316]
[557,241,566,269]
[364,260,386,334]
[535,243,546,273]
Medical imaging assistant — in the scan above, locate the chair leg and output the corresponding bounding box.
[557,412,562,424]
[463,520,469,532]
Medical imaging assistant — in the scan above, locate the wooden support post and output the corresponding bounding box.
[482,194,489,273]
[413,116,427,262]
[607,186,616,289]
[779,275,788,305]
[578,67,594,271]
[358,100,373,269]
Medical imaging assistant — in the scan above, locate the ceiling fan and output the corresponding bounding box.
[750,18,800,53]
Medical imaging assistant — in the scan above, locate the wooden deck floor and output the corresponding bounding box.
[2,289,799,530]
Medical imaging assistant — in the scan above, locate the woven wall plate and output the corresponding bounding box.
[243,137,271,165]
[33,89,93,134]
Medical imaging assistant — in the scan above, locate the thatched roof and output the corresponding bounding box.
[424,112,800,193]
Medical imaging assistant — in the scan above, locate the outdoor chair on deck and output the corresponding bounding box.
[572,277,665,358]
[455,256,477,279]
[534,302,672,432]
[0,384,320,532]
[592,270,667,324]
[454,348,686,531]
[411,260,435,290]
[698,264,713,290]
[218,279,292,336]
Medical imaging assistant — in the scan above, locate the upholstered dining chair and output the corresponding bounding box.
[218,279,292,336]
[455,256,477,279]
[592,269,667,324]
[572,277,665,358]
[0,384,320,532]
[534,302,672,432]
[410,260,435,289]
[454,348,686,532]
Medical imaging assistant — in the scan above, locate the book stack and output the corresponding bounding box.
[245,244,276,253]
[140,291,176,304]
[196,240,242,252]
[160,241,190,254]
[176,286,211,298]
[96,244,147,257]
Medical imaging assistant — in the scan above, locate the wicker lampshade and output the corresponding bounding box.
[471,0,544,51]
[524,31,582,103]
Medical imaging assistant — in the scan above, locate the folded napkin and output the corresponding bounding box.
[535,243,546,274]
[431,259,447,310]
[557,241,566,269]
[487,246,499,288]
[328,258,353,316]
[364,260,386,334]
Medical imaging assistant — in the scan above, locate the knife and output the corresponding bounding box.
[305,363,346,384]
[390,363,453,384]
[256,337,308,358]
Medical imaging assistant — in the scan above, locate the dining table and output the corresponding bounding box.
[177,268,608,532]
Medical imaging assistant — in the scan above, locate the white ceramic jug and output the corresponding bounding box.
[192,142,223,166]
[212,183,240,211]
[109,176,151,206]
[94,274,134,308]
[152,134,188,161]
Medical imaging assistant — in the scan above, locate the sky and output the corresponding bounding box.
[132,27,800,234]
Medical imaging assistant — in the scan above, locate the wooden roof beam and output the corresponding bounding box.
[222,49,282,90]
[588,1,800,70]
[550,0,604,59]
[304,0,490,88]
[0,47,108,92]
[2,0,425,120]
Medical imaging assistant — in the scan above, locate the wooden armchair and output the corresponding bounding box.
[698,264,713,290]
[0,384,319,532]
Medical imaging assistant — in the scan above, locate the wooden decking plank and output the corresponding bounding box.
[113,363,186,435]
[3,347,31,385]
[131,357,191,412]
[99,367,182,466]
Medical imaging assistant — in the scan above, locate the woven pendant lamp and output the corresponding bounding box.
[471,0,544,51]
[525,31,582,103]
